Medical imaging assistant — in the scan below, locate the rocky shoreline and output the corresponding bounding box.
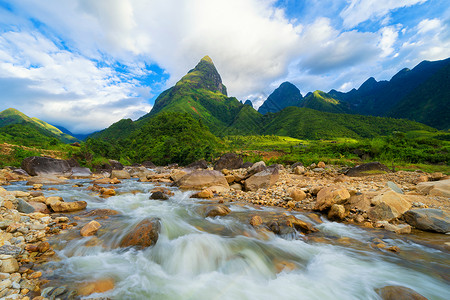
[0,155,448,299]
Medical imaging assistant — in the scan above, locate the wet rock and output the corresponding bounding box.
[82,209,120,217]
[80,221,101,236]
[110,170,130,179]
[119,218,161,249]
[16,199,35,214]
[45,196,63,206]
[191,189,214,199]
[314,186,350,211]
[249,215,263,227]
[176,170,229,190]
[21,156,71,176]
[50,201,87,213]
[328,204,346,220]
[28,201,50,214]
[0,246,22,258]
[213,153,243,171]
[403,209,450,233]
[244,168,279,192]
[78,278,115,296]
[383,223,411,234]
[416,179,450,197]
[100,188,116,197]
[26,175,67,185]
[246,161,266,177]
[70,167,92,178]
[170,170,188,182]
[150,191,169,200]
[285,215,318,234]
[376,286,427,300]
[0,256,19,273]
[345,162,391,177]
[187,159,208,169]
[205,205,231,218]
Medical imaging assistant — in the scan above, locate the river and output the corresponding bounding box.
[6,179,450,299]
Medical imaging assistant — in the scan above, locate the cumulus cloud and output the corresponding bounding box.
[340,0,428,28]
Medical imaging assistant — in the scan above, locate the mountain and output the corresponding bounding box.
[137,56,245,135]
[299,90,352,114]
[89,119,136,141]
[329,58,450,129]
[243,100,253,107]
[53,125,92,141]
[258,82,303,114]
[0,108,78,143]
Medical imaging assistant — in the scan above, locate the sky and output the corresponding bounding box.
[0,0,449,134]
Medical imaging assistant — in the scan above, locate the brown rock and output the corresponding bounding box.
[78,278,115,296]
[368,191,411,221]
[249,215,263,227]
[37,242,50,253]
[50,201,87,212]
[110,170,130,179]
[170,170,188,182]
[244,168,279,192]
[317,161,326,168]
[80,221,101,236]
[314,186,350,211]
[205,205,231,218]
[416,179,450,197]
[176,170,229,190]
[285,215,318,234]
[344,194,371,212]
[28,202,50,214]
[45,196,63,206]
[293,166,306,175]
[225,175,235,184]
[345,162,391,177]
[191,189,214,199]
[376,285,427,300]
[150,191,169,200]
[290,189,306,202]
[92,177,111,184]
[82,209,120,217]
[119,218,160,249]
[328,204,346,220]
[100,188,116,196]
[213,153,243,171]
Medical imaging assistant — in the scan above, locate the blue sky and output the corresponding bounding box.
[0,0,449,133]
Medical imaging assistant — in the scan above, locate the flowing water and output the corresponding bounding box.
[7,179,450,299]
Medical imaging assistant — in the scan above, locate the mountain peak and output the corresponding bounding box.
[201,55,213,64]
[183,56,227,95]
[258,81,303,115]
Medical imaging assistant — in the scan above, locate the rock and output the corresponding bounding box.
[293,165,306,175]
[368,191,411,221]
[387,181,403,194]
[78,278,115,296]
[16,199,35,214]
[12,168,29,176]
[80,221,101,236]
[285,215,318,234]
[328,204,346,220]
[344,194,371,212]
[213,153,243,171]
[45,196,63,206]
[225,175,235,184]
[170,170,188,182]
[249,215,263,227]
[403,209,450,233]
[37,241,50,253]
[230,183,243,191]
[0,256,19,273]
[345,162,391,177]
[317,161,326,168]
[82,209,120,217]
[314,186,350,211]
[21,156,71,176]
[100,188,116,197]
[290,189,306,202]
[376,285,428,300]
[191,189,214,199]
[416,179,450,197]
[150,191,169,200]
[26,175,67,185]
[176,170,229,190]
[0,246,22,258]
[28,201,50,214]
[50,201,87,212]
[205,205,231,217]
[241,162,253,168]
[70,167,92,178]
[246,161,266,176]
[108,160,124,170]
[119,218,161,249]
[384,223,411,234]
[110,170,130,179]
[142,161,156,168]
[187,159,208,169]
[244,168,279,192]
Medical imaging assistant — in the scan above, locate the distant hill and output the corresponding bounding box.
[53,125,92,141]
[329,57,450,129]
[88,119,136,141]
[258,82,302,114]
[299,90,352,114]
[0,108,78,143]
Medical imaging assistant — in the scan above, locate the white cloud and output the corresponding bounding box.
[378,26,399,57]
[340,0,428,28]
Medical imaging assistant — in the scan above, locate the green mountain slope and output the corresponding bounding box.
[258,82,303,114]
[262,107,435,140]
[89,119,136,141]
[0,108,78,143]
[300,91,352,114]
[387,62,450,130]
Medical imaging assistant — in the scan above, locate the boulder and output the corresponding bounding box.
[290,189,306,202]
[82,209,120,217]
[26,175,67,185]
[119,218,160,249]
[142,161,156,168]
[345,162,391,177]
[191,189,214,199]
[249,215,263,227]
[344,194,371,212]
[403,209,450,233]
[205,205,231,217]
[314,186,350,211]
[244,168,279,192]
[0,255,19,273]
[110,170,130,179]
[416,179,450,197]
[80,221,101,236]
[28,201,50,214]
[186,159,208,169]
[317,161,326,168]
[284,215,318,234]
[383,223,411,234]
[241,162,253,168]
[170,170,188,182]
[175,170,229,190]
[150,191,169,200]
[108,160,124,170]
[16,198,35,214]
[12,168,29,176]
[50,201,87,212]
[78,278,115,296]
[21,156,71,176]
[293,165,306,175]
[376,286,428,300]
[70,167,92,178]
[328,204,346,220]
[246,161,266,177]
[213,153,243,171]
[368,191,411,221]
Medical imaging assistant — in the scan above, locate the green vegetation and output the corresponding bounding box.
[300,91,351,114]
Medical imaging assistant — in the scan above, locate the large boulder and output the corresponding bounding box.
[175,170,229,190]
[187,159,208,169]
[50,200,87,212]
[375,286,428,300]
[244,168,279,192]
[403,209,450,233]
[108,160,124,170]
[345,162,391,177]
[26,175,68,185]
[21,156,71,176]
[344,193,371,212]
[367,191,411,221]
[204,205,231,217]
[70,167,92,178]
[213,153,243,171]
[314,186,350,211]
[119,218,160,249]
[246,161,267,177]
[416,179,450,197]
[110,170,131,179]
